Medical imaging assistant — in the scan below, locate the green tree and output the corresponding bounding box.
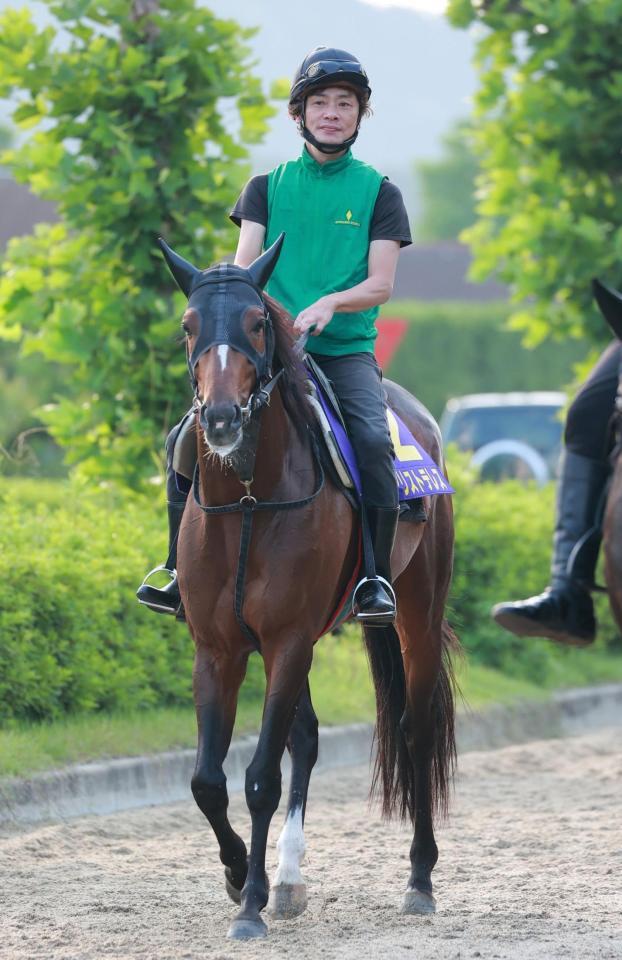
[415,120,478,242]
[0,0,273,486]
[0,121,13,153]
[447,0,622,344]
[0,114,64,478]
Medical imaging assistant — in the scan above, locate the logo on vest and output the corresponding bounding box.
[334,208,361,227]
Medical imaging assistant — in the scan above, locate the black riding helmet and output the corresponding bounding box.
[289,46,371,155]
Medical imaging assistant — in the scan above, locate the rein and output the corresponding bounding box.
[191,331,324,650]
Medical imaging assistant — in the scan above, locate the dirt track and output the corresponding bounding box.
[1,728,621,960]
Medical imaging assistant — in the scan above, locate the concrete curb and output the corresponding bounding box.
[2,683,621,828]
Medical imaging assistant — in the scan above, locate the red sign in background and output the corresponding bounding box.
[375,317,408,370]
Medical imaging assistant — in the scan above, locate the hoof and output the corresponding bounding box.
[227,917,268,940]
[401,888,436,915]
[268,883,308,919]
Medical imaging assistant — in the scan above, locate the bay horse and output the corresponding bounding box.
[593,278,622,632]
[159,235,458,941]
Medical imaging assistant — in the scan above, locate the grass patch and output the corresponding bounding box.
[3,625,621,780]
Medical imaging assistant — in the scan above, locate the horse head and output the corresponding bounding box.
[593,277,622,342]
[159,234,285,457]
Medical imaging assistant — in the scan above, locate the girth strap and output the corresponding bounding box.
[191,434,325,650]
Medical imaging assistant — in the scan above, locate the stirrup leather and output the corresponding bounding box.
[352,575,396,619]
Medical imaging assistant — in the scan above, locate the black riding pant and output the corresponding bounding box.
[564,341,621,462]
[310,351,398,509]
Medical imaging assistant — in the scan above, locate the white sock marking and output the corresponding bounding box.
[273,806,305,886]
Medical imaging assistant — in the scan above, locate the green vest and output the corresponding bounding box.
[265,147,385,356]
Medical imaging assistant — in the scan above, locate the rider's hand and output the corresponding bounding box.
[294,296,336,336]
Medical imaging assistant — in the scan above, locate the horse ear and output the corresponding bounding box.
[247,233,285,289]
[158,237,201,297]
[592,278,622,341]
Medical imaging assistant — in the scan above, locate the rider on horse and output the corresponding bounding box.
[137,46,412,625]
[493,327,620,647]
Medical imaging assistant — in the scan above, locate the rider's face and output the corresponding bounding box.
[303,86,359,146]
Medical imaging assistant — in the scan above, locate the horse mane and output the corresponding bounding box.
[264,294,317,445]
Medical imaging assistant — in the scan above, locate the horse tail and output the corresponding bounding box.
[362,622,411,820]
[431,619,459,821]
[363,618,459,823]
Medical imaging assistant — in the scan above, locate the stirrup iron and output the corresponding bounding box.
[136,564,179,614]
[352,575,396,621]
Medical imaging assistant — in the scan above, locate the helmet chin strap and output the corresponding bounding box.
[301,124,359,154]
[299,104,360,155]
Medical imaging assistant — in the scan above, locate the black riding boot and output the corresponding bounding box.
[492,452,608,646]
[353,506,399,626]
[136,500,186,618]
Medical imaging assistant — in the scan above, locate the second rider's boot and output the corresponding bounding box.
[353,505,399,627]
[491,451,608,646]
[136,500,186,618]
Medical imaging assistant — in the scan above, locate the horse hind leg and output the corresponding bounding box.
[400,618,457,916]
[400,705,439,916]
[268,681,318,920]
[362,617,433,909]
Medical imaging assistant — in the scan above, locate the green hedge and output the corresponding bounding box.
[0,482,186,722]
[1,469,619,724]
[382,301,589,419]
[0,480,266,724]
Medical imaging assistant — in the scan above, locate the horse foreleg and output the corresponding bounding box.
[268,680,318,919]
[227,641,312,941]
[191,649,249,903]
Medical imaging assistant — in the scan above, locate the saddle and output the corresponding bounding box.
[303,355,453,517]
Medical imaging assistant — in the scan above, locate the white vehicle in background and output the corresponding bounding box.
[440,391,566,485]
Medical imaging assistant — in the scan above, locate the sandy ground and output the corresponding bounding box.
[1,728,621,960]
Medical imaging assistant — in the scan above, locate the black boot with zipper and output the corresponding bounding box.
[491,452,608,646]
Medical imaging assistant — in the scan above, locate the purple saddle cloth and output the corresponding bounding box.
[308,371,454,502]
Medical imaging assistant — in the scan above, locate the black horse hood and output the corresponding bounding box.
[158,234,285,384]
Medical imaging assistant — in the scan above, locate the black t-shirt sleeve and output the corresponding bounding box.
[229,174,268,227]
[370,180,412,247]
